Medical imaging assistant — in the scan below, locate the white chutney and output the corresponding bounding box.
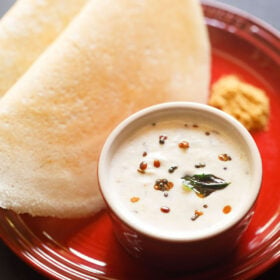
[109,118,251,237]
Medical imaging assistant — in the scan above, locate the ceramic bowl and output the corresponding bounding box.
[98,102,262,271]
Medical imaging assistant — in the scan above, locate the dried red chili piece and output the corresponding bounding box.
[160,206,170,213]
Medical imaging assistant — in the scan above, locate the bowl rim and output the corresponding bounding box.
[98,101,263,242]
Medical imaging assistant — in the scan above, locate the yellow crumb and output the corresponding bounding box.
[208,75,270,131]
[130,197,140,203]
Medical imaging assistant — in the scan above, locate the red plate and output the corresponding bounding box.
[0,2,279,279]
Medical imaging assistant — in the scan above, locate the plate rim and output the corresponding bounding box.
[202,0,280,39]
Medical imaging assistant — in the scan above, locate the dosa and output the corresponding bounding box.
[0,0,88,96]
[0,0,210,218]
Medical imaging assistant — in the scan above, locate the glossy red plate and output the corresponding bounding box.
[0,2,279,280]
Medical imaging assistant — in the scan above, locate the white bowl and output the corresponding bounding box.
[98,102,262,270]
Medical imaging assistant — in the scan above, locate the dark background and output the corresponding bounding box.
[0,0,280,30]
[0,0,279,279]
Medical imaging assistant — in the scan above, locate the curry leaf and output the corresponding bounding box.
[182,174,230,197]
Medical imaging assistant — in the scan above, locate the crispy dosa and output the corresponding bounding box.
[0,0,210,218]
[0,0,88,96]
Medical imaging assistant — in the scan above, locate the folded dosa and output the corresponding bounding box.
[0,0,88,96]
[0,0,210,218]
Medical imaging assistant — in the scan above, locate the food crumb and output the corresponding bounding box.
[130,197,140,203]
[154,179,174,191]
[223,205,232,214]
[208,75,270,131]
[178,141,189,149]
[159,135,167,144]
[153,159,161,168]
[138,161,147,173]
[191,210,203,221]
[218,153,232,161]
[168,166,178,173]
[195,163,206,168]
